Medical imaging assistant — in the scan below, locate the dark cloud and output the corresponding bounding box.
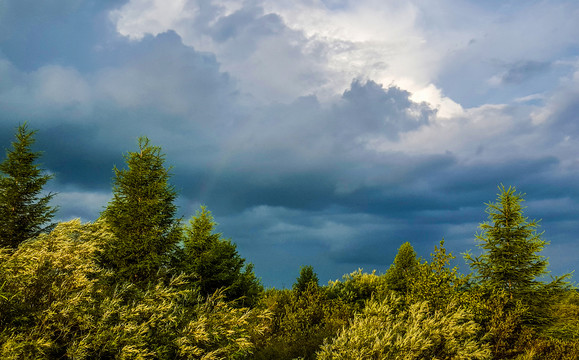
[166,80,438,217]
[0,0,578,288]
[336,80,433,140]
[0,0,128,71]
[543,91,579,140]
[0,29,240,191]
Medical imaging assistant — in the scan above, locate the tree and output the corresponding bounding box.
[0,123,57,248]
[101,137,181,282]
[465,185,568,327]
[406,240,469,311]
[293,265,319,294]
[385,241,419,293]
[177,206,262,305]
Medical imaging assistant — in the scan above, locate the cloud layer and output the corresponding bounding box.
[1,0,579,286]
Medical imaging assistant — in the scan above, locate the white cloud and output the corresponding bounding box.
[110,0,197,40]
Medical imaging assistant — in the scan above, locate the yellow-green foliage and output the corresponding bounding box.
[175,289,270,360]
[405,240,469,310]
[512,331,579,360]
[476,290,529,359]
[70,280,268,359]
[0,220,269,359]
[253,285,353,360]
[0,220,109,358]
[544,290,579,341]
[317,293,491,360]
[327,269,389,307]
[452,285,579,360]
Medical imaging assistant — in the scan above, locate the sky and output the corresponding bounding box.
[1,0,579,288]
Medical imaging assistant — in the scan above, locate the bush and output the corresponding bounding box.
[317,293,490,360]
[326,269,388,308]
[0,220,269,359]
[253,285,353,360]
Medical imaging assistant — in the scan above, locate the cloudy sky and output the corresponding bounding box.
[1,0,579,287]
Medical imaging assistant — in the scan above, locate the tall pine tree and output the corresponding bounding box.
[466,185,568,326]
[177,206,262,305]
[0,123,57,248]
[101,137,180,282]
[385,242,419,294]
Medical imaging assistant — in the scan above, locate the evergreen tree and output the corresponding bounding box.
[101,137,180,282]
[406,240,468,311]
[385,242,419,293]
[293,265,319,294]
[0,123,57,248]
[178,206,262,305]
[465,185,568,326]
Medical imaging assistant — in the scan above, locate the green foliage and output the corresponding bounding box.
[253,286,353,360]
[71,281,266,360]
[317,293,491,360]
[177,206,262,306]
[465,288,530,359]
[0,220,112,358]
[406,240,469,310]
[0,123,57,248]
[0,220,268,359]
[385,242,419,293]
[101,137,181,283]
[293,265,319,294]
[465,185,569,327]
[327,269,389,308]
[545,289,579,341]
[512,330,579,360]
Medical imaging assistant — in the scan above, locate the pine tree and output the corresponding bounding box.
[385,242,419,293]
[0,123,57,248]
[101,137,180,282]
[177,206,262,305]
[293,265,319,294]
[465,185,568,326]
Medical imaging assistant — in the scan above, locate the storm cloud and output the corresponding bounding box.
[1,0,579,287]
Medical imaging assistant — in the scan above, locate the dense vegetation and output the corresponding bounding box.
[0,124,578,359]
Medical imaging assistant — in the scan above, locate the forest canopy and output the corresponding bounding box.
[0,124,577,359]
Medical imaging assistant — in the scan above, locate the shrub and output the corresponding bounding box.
[317,293,490,360]
[253,285,353,360]
[0,220,269,359]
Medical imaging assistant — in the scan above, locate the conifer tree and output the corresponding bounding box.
[385,242,419,293]
[0,123,56,248]
[178,206,262,305]
[293,265,319,294]
[101,137,180,282]
[465,185,568,326]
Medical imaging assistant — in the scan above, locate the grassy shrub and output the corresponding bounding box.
[317,293,490,360]
[512,328,579,360]
[326,269,388,308]
[0,220,269,359]
[253,285,354,360]
[0,220,109,358]
[544,289,579,341]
